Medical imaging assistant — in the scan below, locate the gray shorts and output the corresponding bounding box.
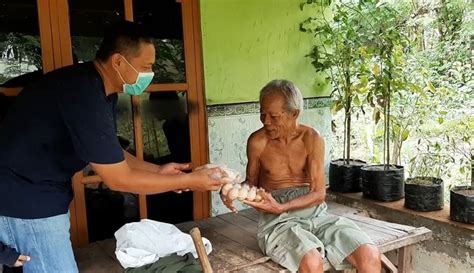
[257,187,373,272]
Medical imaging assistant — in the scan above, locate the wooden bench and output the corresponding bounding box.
[74,201,432,273]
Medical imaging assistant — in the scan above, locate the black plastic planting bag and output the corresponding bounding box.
[329,159,366,192]
[450,186,474,224]
[405,177,444,211]
[361,165,404,201]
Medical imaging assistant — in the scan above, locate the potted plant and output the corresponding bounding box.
[404,139,446,211]
[301,0,370,192]
[450,150,473,224]
[450,185,473,224]
[360,1,409,202]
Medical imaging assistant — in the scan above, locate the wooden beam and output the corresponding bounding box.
[71,171,89,246]
[36,0,55,73]
[146,83,188,92]
[48,0,62,68]
[123,0,148,219]
[181,0,210,220]
[382,254,398,273]
[81,175,102,184]
[56,0,73,66]
[0,87,23,97]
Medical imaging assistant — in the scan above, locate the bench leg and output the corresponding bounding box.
[381,254,398,273]
[397,245,413,273]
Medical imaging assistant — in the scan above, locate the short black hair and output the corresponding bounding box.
[95,21,154,61]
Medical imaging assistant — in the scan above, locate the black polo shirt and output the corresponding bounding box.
[0,62,124,219]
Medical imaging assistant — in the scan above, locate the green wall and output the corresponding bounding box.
[200,0,331,105]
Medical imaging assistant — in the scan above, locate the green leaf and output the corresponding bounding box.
[426,81,436,92]
[401,129,409,141]
[353,95,361,106]
[438,117,444,124]
[393,123,400,134]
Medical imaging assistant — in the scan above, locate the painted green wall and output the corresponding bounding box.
[200,0,331,105]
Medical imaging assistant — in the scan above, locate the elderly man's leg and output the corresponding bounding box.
[345,244,381,273]
[299,249,324,273]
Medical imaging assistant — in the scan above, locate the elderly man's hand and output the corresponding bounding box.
[243,191,285,215]
[220,192,238,213]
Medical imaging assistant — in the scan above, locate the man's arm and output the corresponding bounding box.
[123,149,191,176]
[123,150,160,173]
[91,160,224,194]
[246,131,264,187]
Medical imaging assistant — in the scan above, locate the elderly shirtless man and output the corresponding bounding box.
[222,80,381,273]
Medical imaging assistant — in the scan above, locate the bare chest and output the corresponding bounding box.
[259,141,308,177]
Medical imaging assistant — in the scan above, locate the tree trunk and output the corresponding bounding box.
[471,154,473,188]
[392,133,401,165]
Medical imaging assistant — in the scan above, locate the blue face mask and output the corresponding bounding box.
[118,57,154,96]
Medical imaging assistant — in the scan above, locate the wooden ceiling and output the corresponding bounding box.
[0,0,183,39]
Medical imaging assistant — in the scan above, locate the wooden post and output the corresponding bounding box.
[398,245,413,273]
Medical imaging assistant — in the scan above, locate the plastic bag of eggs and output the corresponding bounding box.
[195,163,241,184]
[221,183,265,202]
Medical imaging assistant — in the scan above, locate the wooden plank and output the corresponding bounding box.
[217,212,258,235]
[343,216,406,238]
[238,208,260,222]
[338,213,416,233]
[378,227,431,253]
[191,227,285,272]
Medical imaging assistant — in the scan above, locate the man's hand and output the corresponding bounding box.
[158,163,192,193]
[187,167,226,192]
[158,162,192,175]
[14,254,31,267]
[243,191,285,215]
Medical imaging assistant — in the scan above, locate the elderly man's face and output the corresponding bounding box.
[260,93,297,139]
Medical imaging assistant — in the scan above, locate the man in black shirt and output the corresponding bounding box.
[0,21,224,273]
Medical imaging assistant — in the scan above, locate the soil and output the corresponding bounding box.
[332,159,366,166]
[406,177,442,186]
[456,189,474,196]
[363,164,403,171]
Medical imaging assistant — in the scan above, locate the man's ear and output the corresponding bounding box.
[291,109,300,119]
[110,53,123,70]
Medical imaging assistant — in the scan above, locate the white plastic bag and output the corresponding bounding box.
[114,219,212,268]
[195,163,242,184]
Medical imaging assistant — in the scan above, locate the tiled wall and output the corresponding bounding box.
[207,97,332,216]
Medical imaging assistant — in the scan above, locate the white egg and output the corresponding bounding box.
[227,188,240,201]
[238,187,249,201]
[221,183,233,195]
[246,188,257,201]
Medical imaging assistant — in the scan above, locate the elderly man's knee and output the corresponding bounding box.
[300,249,324,272]
[358,244,381,264]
